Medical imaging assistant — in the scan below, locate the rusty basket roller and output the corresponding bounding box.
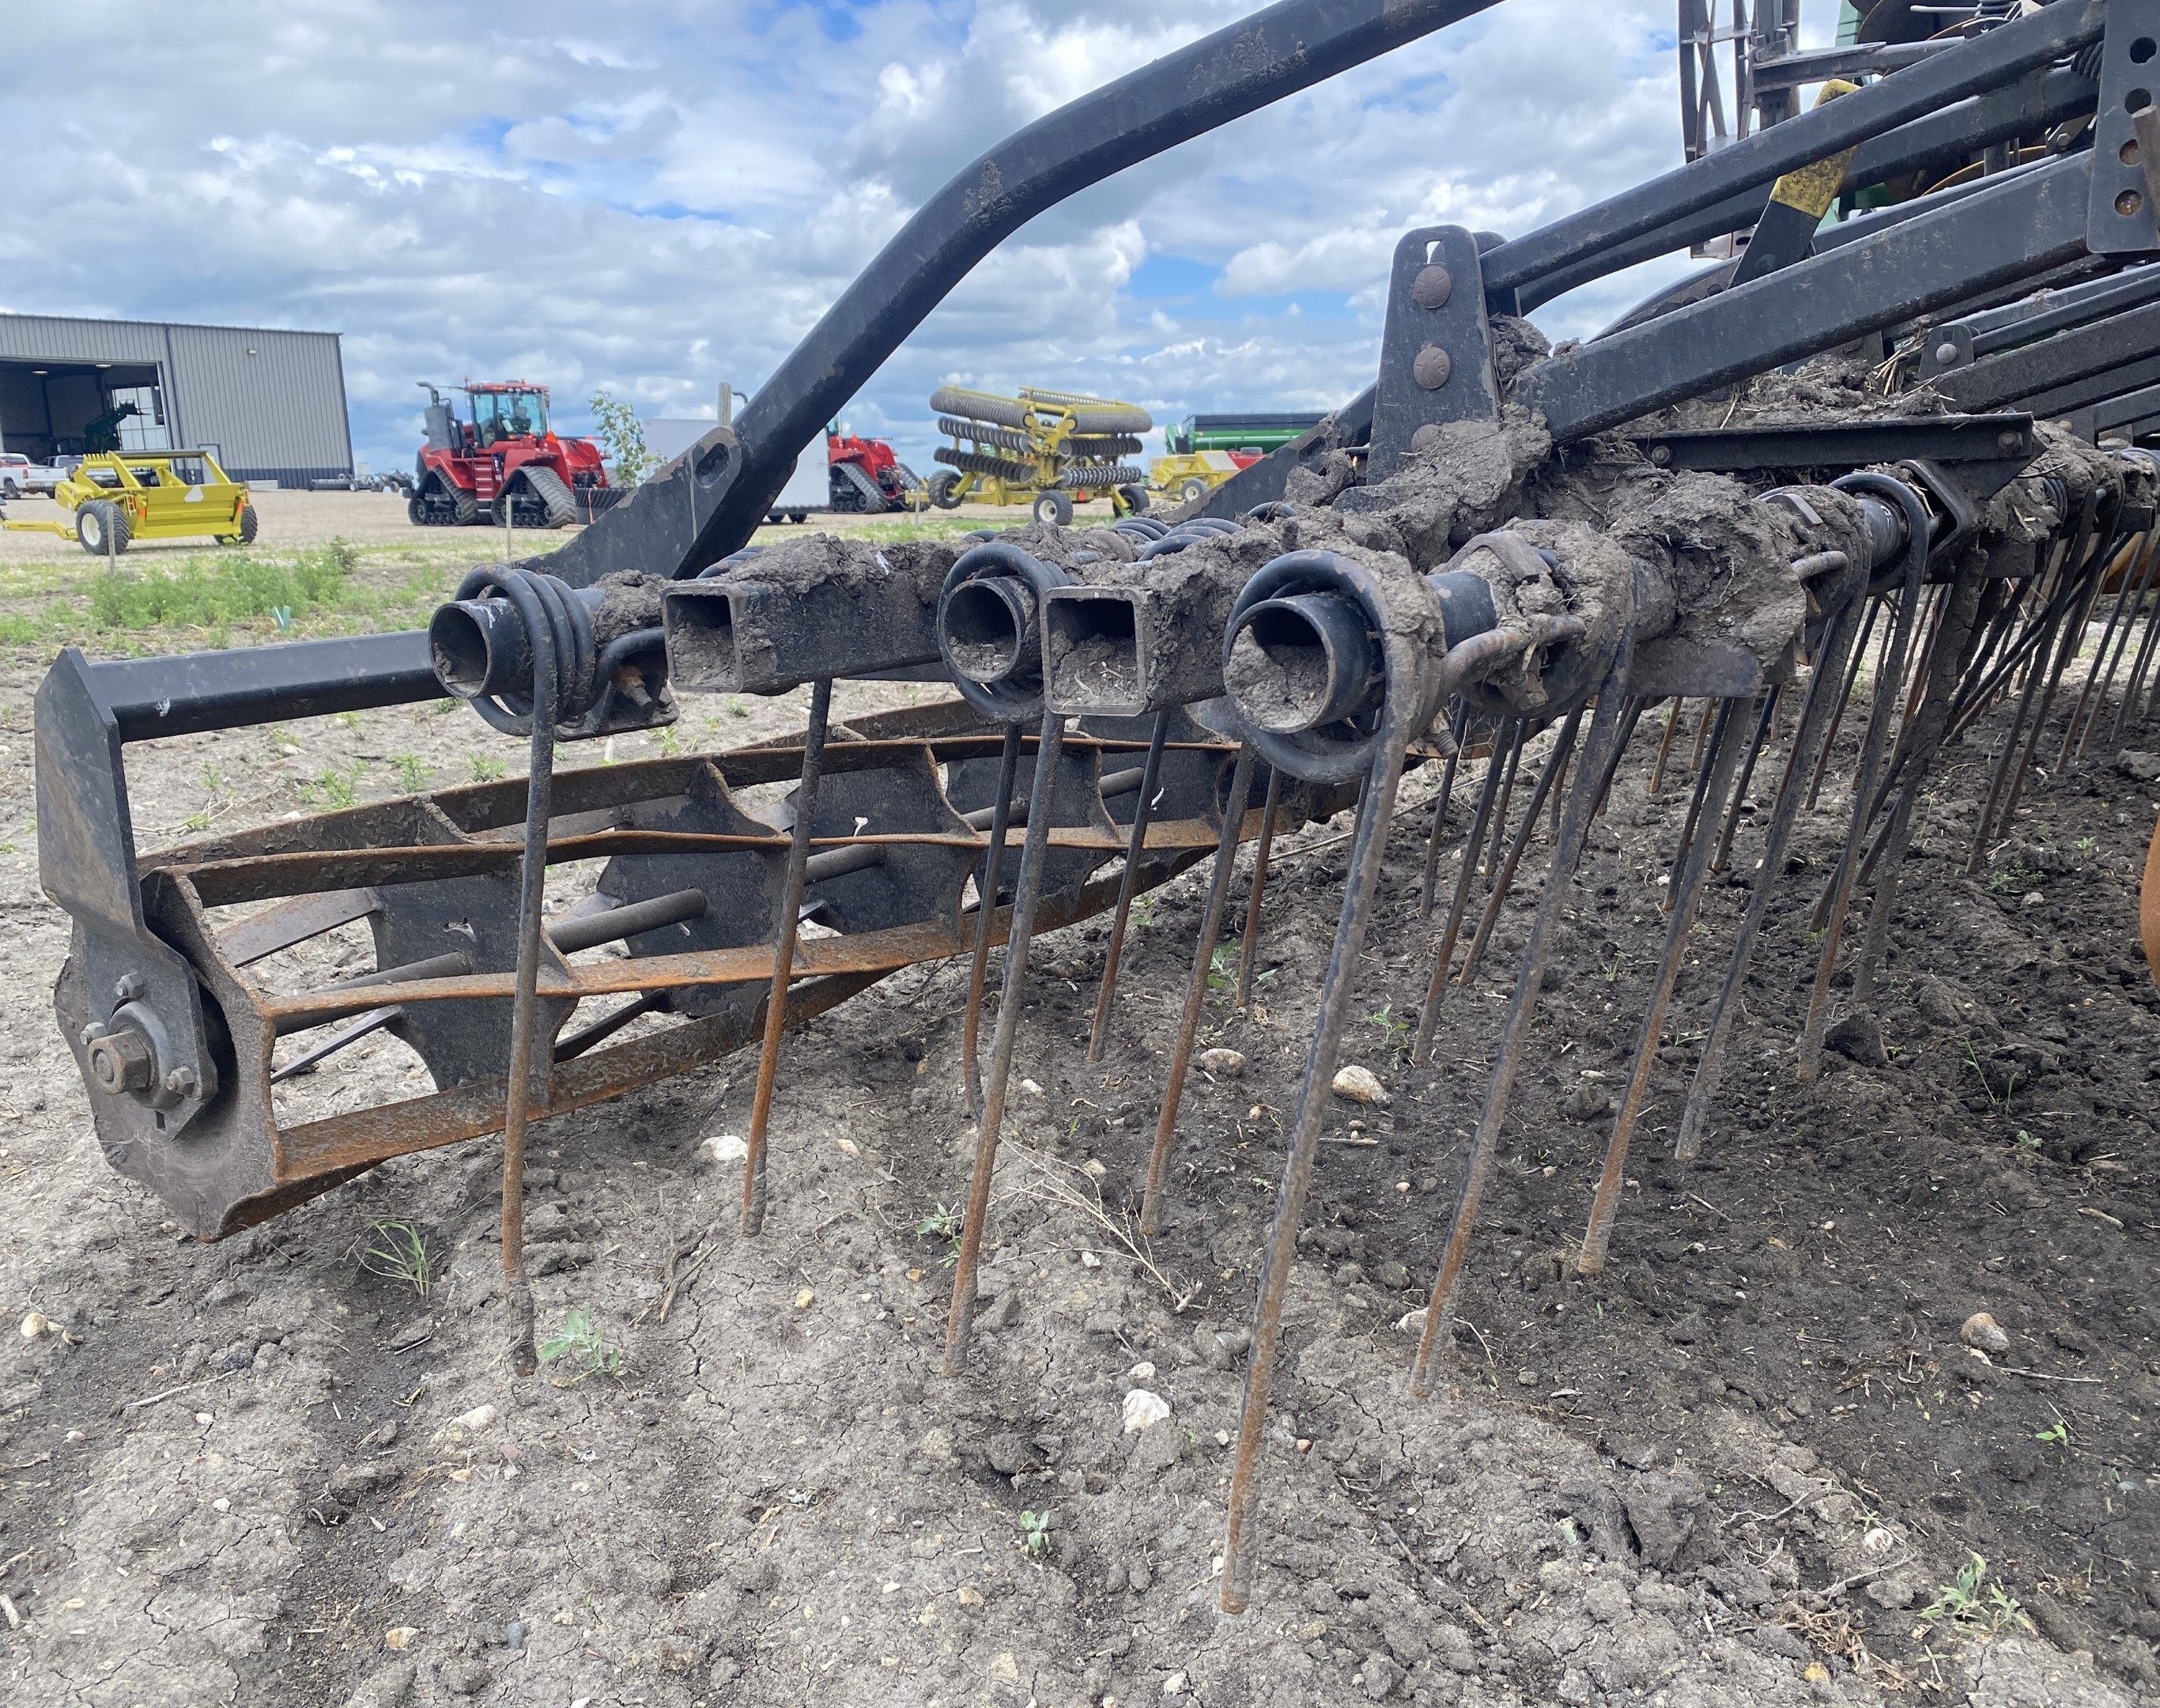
[32,0,2160,1615]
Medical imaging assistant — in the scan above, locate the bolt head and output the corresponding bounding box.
[86,1028,154,1094]
[1411,345,1454,391]
[1998,430,2023,452]
[1934,342,1959,366]
[1410,263,1454,312]
[1650,446,1673,467]
[1410,424,1443,455]
[113,973,146,1003]
[164,1066,198,1097]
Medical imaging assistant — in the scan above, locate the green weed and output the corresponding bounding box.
[1986,863,2041,895]
[917,1204,964,1266]
[302,761,365,811]
[1367,1003,1413,1060]
[467,753,507,784]
[538,1306,621,1381]
[1018,1510,1053,1559]
[356,1218,436,1298]
[390,752,431,795]
[1918,1552,2032,1635]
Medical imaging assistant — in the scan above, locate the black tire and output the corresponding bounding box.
[1116,483,1148,516]
[1179,476,1209,504]
[232,504,259,546]
[927,470,963,510]
[789,510,809,524]
[76,500,130,556]
[1032,489,1074,527]
[2,481,17,499]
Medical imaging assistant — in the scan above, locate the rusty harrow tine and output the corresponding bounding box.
[1647,697,1684,795]
[2108,544,2160,738]
[1237,765,1285,1011]
[1951,567,2086,747]
[1545,731,1572,842]
[1592,696,1648,819]
[1664,696,1736,910]
[1577,694,1750,1275]
[1453,709,1584,993]
[1964,592,2066,875]
[1408,686,1629,1392]
[739,678,835,1238]
[1990,552,2108,849]
[1854,567,1987,1007]
[1221,719,1415,1617]
[2068,532,2154,761]
[1711,683,1780,873]
[2102,535,2160,745]
[1804,595,1879,813]
[493,609,570,1375]
[1683,693,1716,783]
[1482,718,1530,876]
[1410,716,1518,1064]
[1086,711,1173,1063]
[945,711,1067,1375]
[1797,478,1930,1083]
[1140,743,1260,1236]
[1674,567,1861,1160]
[2054,533,2136,767]
[961,721,1026,1116]
[1417,705,1471,913]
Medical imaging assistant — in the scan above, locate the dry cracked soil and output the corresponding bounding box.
[0,635,2154,1708]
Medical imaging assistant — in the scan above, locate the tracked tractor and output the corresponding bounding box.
[409,381,615,529]
[825,424,927,513]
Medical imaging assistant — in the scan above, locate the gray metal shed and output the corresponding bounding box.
[0,313,353,486]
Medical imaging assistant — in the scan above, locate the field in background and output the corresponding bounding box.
[0,487,1115,658]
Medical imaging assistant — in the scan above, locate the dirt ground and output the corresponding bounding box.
[0,550,2155,1707]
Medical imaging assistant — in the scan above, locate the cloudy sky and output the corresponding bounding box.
[0,0,1842,484]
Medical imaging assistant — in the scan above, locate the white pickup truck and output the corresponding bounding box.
[0,454,64,497]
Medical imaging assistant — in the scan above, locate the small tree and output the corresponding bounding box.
[587,391,657,487]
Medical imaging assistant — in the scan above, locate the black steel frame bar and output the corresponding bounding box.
[1514,156,2095,443]
[1482,0,2101,299]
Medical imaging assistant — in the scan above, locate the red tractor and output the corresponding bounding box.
[825,422,924,513]
[409,381,615,528]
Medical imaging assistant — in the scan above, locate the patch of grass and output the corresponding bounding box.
[389,752,431,795]
[1918,1552,2032,1636]
[466,752,507,784]
[538,1305,621,1381]
[302,760,366,811]
[356,1219,436,1299]
[89,543,364,631]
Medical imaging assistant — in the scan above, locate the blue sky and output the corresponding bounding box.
[0,0,1843,483]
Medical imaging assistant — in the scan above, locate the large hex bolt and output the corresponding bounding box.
[87,1027,156,1095]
